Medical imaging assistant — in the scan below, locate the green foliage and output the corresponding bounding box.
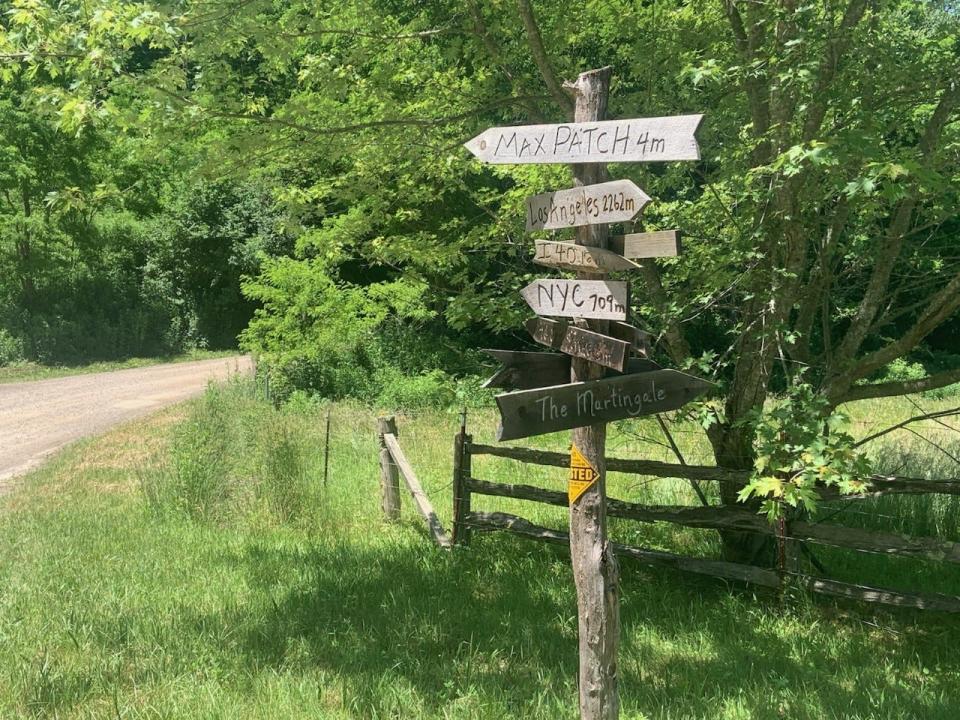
[0,328,24,365]
[738,384,872,519]
[142,381,321,524]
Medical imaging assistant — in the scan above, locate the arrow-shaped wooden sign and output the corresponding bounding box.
[534,240,639,273]
[465,115,703,165]
[609,230,681,259]
[524,317,630,372]
[608,321,652,358]
[521,279,629,321]
[495,369,715,441]
[482,349,660,390]
[525,180,650,231]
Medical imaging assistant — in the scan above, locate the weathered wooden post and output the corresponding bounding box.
[566,66,619,720]
[377,416,400,521]
[452,416,473,546]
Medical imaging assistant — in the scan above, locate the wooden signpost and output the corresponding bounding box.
[464,114,703,164]
[525,180,650,231]
[609,230,680,259]
[521,279,629,320]
[495,369,713,441]
[466,66,705,720]
[534,240,640,273]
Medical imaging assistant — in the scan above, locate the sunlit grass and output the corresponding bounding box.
[0,382,958,718]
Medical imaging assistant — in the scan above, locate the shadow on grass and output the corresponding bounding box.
[213,527,960,718]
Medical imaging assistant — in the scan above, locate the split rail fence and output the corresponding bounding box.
[377,416,960,613]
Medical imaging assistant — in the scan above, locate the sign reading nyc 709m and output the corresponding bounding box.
[465,115,703,165]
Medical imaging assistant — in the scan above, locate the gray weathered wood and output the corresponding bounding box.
[464,478,960,564]
[377,416,400,521]
[560,325,631,372]
[521,279,629,320]
[466,511,960,612]
[609,230,680,259]
[466,443,960,499]
[526,180,650,231]
[525,317,570,349]
[533,240,640,273]
[452,430,472,546]
[482,348,660,390]
[383,432,452,548]
[566,67,619,720]
[495,369,715,441]
[464,114,704,164]
[607,321,652,357]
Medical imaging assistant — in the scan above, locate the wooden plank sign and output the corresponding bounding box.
[525,180,650,231]
[495,369,715,441]
[609,230,681,259]
[561,325,630,372]
[481,350,569,390]
[534,240,639,273]
[522,318,629,372]
[521,279,629,320]
[608,321,652,358]
[482,349,660,390]
[464,115,704,165]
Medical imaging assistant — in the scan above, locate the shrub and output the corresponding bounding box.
[0,329,24,366]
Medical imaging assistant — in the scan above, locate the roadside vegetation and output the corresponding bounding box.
[0,349,240,384]
[1,380,958,719]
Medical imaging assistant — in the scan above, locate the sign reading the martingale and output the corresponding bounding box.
[521,279,629,321]
[464,115,703,165]
[534,240,639,273]
[525,180,650,231]
[495,369,714,441]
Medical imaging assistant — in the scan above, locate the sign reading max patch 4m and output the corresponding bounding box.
[464,115,704,165]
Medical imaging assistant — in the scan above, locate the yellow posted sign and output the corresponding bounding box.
[569,445,598,504]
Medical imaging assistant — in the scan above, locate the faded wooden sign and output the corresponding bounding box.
[609,230,680,259]
[465,115,704,165]
[525,180,650,231]
[533,240,639,273]
[495,369,714,441]
[608,321,652,358]
[521,279,629,321]
[482,348,660,390]
[523,318,629,372]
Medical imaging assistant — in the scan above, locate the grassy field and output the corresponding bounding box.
[1,381,959,718]
[0,350,240,384]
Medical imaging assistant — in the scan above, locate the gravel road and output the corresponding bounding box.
[0,355,254,492]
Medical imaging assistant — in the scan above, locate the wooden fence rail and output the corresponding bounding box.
[467,442,960,497]
[376,417,960,612]
[377,417,451,549]
[455,435,960,613]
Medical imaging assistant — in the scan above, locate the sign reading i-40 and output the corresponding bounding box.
[465,115,703,165]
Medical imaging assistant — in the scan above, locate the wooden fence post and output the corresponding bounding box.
[378,416,400,521]
[452,428,473,545]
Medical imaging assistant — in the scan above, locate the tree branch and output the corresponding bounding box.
[828,81,960,377]
[840,367,960,404]
[854,406,960,447]
[516,0,574,117]
[801,0,870,141]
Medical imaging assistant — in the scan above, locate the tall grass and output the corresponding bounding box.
[1,380,959,718]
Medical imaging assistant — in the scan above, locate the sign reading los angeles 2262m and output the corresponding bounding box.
[465,115,703,165]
